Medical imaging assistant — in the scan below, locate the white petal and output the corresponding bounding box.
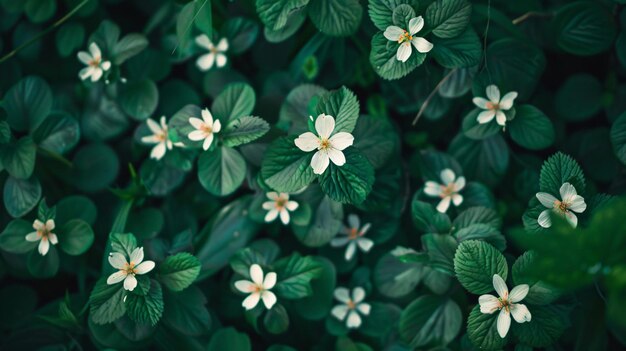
[262,201,275,210]
[188,130,207,141]
[499,92,518,110]
[357,238,374,253]
[486,85,500,103]
[327,149,346,166]
[436,196,452,213]
[107,271,127,285]
[510,303,532,323]
[559,182,578,203]
[216,38,229,51]
[331,304,349,320]
[201,109,214,125]
[213,119,221,133]
[345,242,357,261]
[493,274,509,299]
[196,53,215,71]
[454,176,466,191]
[331,236,350,247]
[565,211,578,228]
[242,292,260,310]
[263,272,277,289]
[495,110,507,126]
[108,252,127,269]
[329,132,354,150]
[477,110,496,124]
[215,54,227,68]
[33,219,45,230]
[146,118,162,134]
[472,97,490,109]
[129,247,144,264]
[90,68,103,82]
[424,181,442,196]
[141,135,160,144]
[123,275,138,291]
[250,264,264,285]
[396,42,412,62]
[538,209,552,228]
[279,209,290,225]
[357,302,371,316]
[352,287,366,303]
[265,209,279,222]
[478,294,501,314]
[195,34,213,50]
[234,280,256,293]
[89,42,101,59]
[45,219,55,231]
[189,117,205,130]
[48,233,58,245]
[266,192,279,200]
[409,16,424,35]
[509,284,529,303]
[359,223,372,235]
[347,214,360,229]
[77,51,92,65]
[440,169,455,184]
[79,67,94,81]
[346,310,362,328]
[383,26,405,41]
[134,260,155,274]
[497,309,511,338]
[452,194,463,206]
[536,192,558,208]
[311,151,330,175]
[294,132,320,152]
[568,196,587,213]
[411,37,433,53]
[150,142,167,160]
[101,61,111,71]
[315,114,335,139]
[285,201,299,211]
[334,287,351,303]
[202,133,214,150]
[25,232,40,242]
[261,291,277,309]
[38,238,50,256]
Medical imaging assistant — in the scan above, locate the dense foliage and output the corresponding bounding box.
[1,0,625,350]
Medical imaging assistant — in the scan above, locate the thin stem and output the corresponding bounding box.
[412,68,457,125]
[172,0,210,55]
[38,147,74,168]
[0,0,90,65]
[512,11,554,25]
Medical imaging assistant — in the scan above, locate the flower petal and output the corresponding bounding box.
[409,16,424,35]
[510,303,532,323]
[383,26,405,41]
[329,132,354,150]
[213,119,221,133]
[311,151,330,175]
[77,51,92,65]
[279,208,290,225]
[90,68,103,82]
[396,42,412,62]
[411,37,433,53]
[242,292,260,310]
[146,118,162,134]
[285,201,299,211]
[330,236,350,247]
[472,97,490,109]
[347,214,360,229]
[129,247,144,264]
[356,238,374,253]
[261,291,277,309]
[559,182,578,203]
[48,233,58,245]
[331,304,349,320]
[202,133,214,150]
[495,110,507,126]
[294,132,320,152]
[454,176,466,191]
[497,309,511,338]
[499,91,518,110]
[346,310,362,328]
[38,238,50,256]
[478,294,500,314]
[357,302,371,315]
[196,53,215,71]
[565,211,578,228]
[250,264,264,285]
[195,34,213,50]
[265,209,279,223]
[334,287,351,303]
[107,271,127,285]
[79,67,94,81]
[25,232,40,242]
[440,169,455,184]
[486,85,500,103]
[568,196,587,213]
[108,252,127,269]
[327,148,346,166]
[315,114,335,139]
[188,130,207,141]
[134,260,155,274]
[345,241,357,261]
[267,192,279,200]
[352,287,366,303]
[436,196,452,213]
[452,194,463,206]
[216,38,229,51]
[477,110,496,124]
[263,272,277,289]
[124,275,138,291]
[536,192,558,208]
[424,181,442,196]
[216,54,227,68]
[189,117,205,130]
[493,274,508,299]
[509,284,529,303]
[234,280,255,293]
[538,209,552,228]
[150,142,167,160]
[89,42,101,59]
[101,61,111,71]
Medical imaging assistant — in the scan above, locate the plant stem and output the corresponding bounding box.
[512,11,554,25]
[411,68,457,125]
[37,147,74,168]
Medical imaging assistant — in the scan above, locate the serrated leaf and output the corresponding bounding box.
[110,233,138,258]
[159,252,201,291]
[411,198,452,233]
[273,253,323,299]
[89,278,126,325]
[552,1,617,56]
[314,86,360,133]
[368,0,420,31]
[211,83,256,123]
[538,152,585,194]
[431,28,481,68]
[125,279,164,326]
[467,304,507,350]
[454,240,508,294]
[512,304,570,347]
[370,32,424,80]
[508,105,555,150]
[261,136,315,193]
[610,112,626,166]
[223,116,270,147]
[308,0,362,37]
[511,251,560,305]
[453,223,506,251]
[399,295,462,348]
[318,148,374,205]
[424,0,472,38]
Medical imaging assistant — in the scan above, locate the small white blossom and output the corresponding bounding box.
[424,169,465,213]
[472,85,518,128]
[77,43,111,82]
[25,219,57,256]
[106,247,155,291]
[331,214,374,261]
[536,182,586,228]
[140,116,179,160]
[187,108,221,150]
[383,16,433,62]
[331,287,371,329]
[234,264,277,310]
[294,114,354,175]
[195,35,228,71]
[479,274,531,338]
[262,192,299,225]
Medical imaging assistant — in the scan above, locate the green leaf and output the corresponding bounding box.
[125,280,164,326]
[198,146,247,196]
[159,252,201,291]
[55,22,85,57]
[0,136,36,179]
[292,192,343,247]
[453,206,501,230]
[512,305,570,347]
[208,327,251,351]
[256,0,310,31]
[611,112,626,166]
[431,28,481,68]
[32,112,80,154]
[61,143,120,192]
[0,219,37,254]
[422,233,458,275]
[392,4,416,29]
[448,134,509,187]
[24,0,56,23]
[223,116,270,147]
[351,114,398,169]
[453,223,506,252]
[113,33,148,65]
[315,86,360,133]
[3,175,41,218]
[162,286,211,336]
[552,1,617,56]
[2,76,52,132]
[399,295,462,348]
[110,233,138,258]
[193,0,213,37]
[411,198,452,233]
[370,32,424,80]
[27,245,59,277]
[359,302,402,338]
[554,74,604,122]
[119,79,159,121]
[318,148,374,205]
[508,105,555,150]
[264,303,290,334]
[55,195,98,226]
[261,136,315,193]
[453,240,508,294]
[211,83,256,123]
[273,253,323,299]
[176,1,198,52]
[263,7,307,42]
[293,257,336,320]
[374,252,423,298]
[511,251,560,305]
[538,152,585,194]
[467,304,507,350]
[367,0,420,31]
[461,108,501,140]
[89,278,126,325]
[222,17,259,55]
[308,0,362,37]
[57,219,94,256]
[424,0,472,39]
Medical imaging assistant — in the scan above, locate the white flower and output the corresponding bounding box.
[331,287,371,329]
[262,192,299,225]
[140,116,176,160]
[77,43,111,82]
[331,214,374,261]
[383,16,433,62]
[195,35,228,71]
[472,85,518,128]
[187,108,221,150]
[424,169,466,213]
[536,182,586,228]
[234,264,277,310]
[25,219,58,256]
[479,274,531,338]
[106,247,156,291]
[294,114,354,175]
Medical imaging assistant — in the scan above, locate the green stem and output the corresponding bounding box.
[0,0,90,65]
[37,147,73,168]
[111,199,134,234]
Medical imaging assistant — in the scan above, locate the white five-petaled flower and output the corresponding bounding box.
[234,264,277,310]
[424,169,466,213]
[195,35,228,71]
[330,214,374,261]
[188,108,221,150]
[141,116,175,160]
[107,247,156,292]
[473,85,518,128]
[479,274,532,338]
[262,192,299,225]
[331,287,371,329]
[25,219,58,256]
[536,182,586,228]
[77,43,111,82]
[294,114,354,175]
[384,16,434,63]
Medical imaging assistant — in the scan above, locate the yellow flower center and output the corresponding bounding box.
[319,138,331,150]
[397,30,413,44]
[440,183,456,198]
[89,57,101,68]
[201,124,213,134]
[275,198,287,210]
[554,199,569,213]
[346,299,356,309]
[348,228,359,240]
[123,262,137,275]
[486,102,500,111]
[37,228,52,240]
